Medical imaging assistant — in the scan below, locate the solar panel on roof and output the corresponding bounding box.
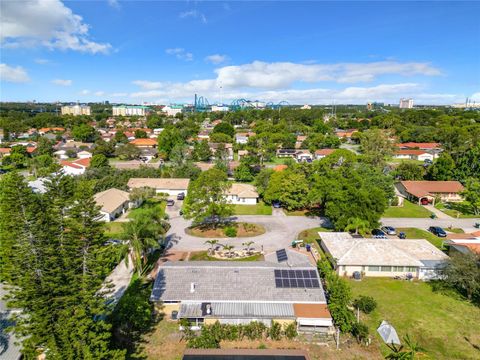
[274,269,281,277]
[311,279,320,288]
[276,249,288,262]
[274,269,322,289]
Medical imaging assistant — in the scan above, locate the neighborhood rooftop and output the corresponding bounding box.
[399,180,464,198]
[127,177,190,190]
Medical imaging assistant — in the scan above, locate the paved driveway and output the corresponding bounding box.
[381,217,480,233]
[165,214,330,252]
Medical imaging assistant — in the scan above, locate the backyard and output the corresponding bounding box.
[128,197,166,219]
[233,201,272,215]
[349,278,480,360]
[383,200,432,218]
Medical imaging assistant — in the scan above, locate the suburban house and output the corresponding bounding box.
[295,150,313,163]
[150,250,333,332]
[209,143,234,161]
[225,183,259,205]
[77,150,93,159]
[335,129,358,141]
[295,135,307,149]
[276,149,297,158]
[396,142,442,151]
[61,158,91,176]
[395,180,465,205]
[127,178,190,196]
[319,232,449,280]
[314,149,335,160]
[235,132,255,144]
[129,138,158,148]
[394,149,434,161]
[94,188,131,222]
[237,150,249,160]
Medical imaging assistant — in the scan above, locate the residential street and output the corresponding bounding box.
[380,217,480,233]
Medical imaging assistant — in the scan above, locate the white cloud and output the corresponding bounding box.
[51,78,72,86]
[165,48,193,61]
[214,61,441,89]
[94,91,105,96]
[34,58,50,64]
[79,89,90,95]
[107,0,120,9]
[205,54,229,65]
[469,92,480,102]
[0,0,111,54]
[0,63,30,82]
[179,10,207,24]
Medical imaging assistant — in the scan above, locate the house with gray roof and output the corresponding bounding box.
[319,232,448,280]
[150,250,333,332]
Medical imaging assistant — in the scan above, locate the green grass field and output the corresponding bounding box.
[234,201,272,215]
[104,222,124,238]
[296,227,333,244]
[383,200,432,218]
[435,201,479,219]
[349,278,480,360]
[396,227,445,248]
[128,198,166,219]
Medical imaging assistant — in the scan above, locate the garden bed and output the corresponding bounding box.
[185,222,266,238]
[189,251,264,262]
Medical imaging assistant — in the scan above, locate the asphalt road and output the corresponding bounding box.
[380,217,480,233]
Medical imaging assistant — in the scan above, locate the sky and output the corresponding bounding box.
[0,0,479,105]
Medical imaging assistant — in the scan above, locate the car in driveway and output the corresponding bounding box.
[372,229,387,238]
[177,192,185,200]
[381,226,396,235]
[166,199,175,207]
[272,200,281,208]
[428,226,447,237]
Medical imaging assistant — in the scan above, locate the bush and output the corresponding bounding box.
[353,295,377,314]
[351,321,369,344]
[225,226,237,237]
[269,321,282,340]
[284,322,298,340]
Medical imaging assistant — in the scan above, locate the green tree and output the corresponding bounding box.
[210,132,232,143]
[115,143,141,160]
[72,123,97,142]
[212,122,235,138]
[443,252,480,301]
[157,127,183,159]
[192,140,212,161]
[360,129,394,167]
[89,154,110,169]
[183,168,233,227]
[36,137,55,156]
[234,163,254,182]
[114,131,129,144]
[30,154,59,177]
[461,178,480,215]
[394,162,424,180]
[204,239,219,254]
[254,168,274,197]
[345,217,370,235]
[427,152,455,180]
[134,129,148,138]
[264,171,309,210]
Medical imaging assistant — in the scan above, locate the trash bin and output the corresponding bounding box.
[399,232,406,239]
[306,244,311,252]
[291,241,297,248]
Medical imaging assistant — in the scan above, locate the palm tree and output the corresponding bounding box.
[242,241,255,254]
[345,217,370,236]
[122,217,159,275]
[222,244,235,258]
[204,239,219,254]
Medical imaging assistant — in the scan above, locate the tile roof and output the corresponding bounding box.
[226,183,258,198]
[396,142,441,149]
[151,260,326,303]
[319,232,448,267]
[315,149,335,156]
[395,149,429,155]
[127,177,190,190]
[94,188,130,214]
[400,181,465,198]
[129,138,157,146]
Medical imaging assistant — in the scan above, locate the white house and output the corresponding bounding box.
[314,149,335,160]
[319,232,449,280]
[127,178,190,196]
[61,158,90,176]
[162,105,183,117]
[94,188,131,222]
[394,150,434,161]
[295,150,313,163]
[225,183,259,205]
[77,150,93,159]
[53,149,69,160]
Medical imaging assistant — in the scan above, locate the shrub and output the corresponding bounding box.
[351,321,369,344]
[269,321,282,340]
[243,321,266,340]
[225,226,237,237]
[353,295,377,314]
[284,322,298,340]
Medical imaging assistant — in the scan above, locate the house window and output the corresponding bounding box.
[381,266,392,272]
[392,266,404,272]
[368,266,380,271]
[406,267,417,272]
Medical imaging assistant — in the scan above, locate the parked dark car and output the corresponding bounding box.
[166,199,175,206]
[381,226,396,235]
[272,200,281,208]
[177,192,185,200]
[372,229,387,238]
[428,226,447,237]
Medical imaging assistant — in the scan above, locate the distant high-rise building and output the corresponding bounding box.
[61,104,91,116]
[399,98,414,109]
[112,105,151,116]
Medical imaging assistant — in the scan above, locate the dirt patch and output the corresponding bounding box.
[186,222,266,238]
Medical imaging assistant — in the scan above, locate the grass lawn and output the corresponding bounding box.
[383,200,432,218]
[189,251,264,262]
[264,156,290,165]
[186,222,266,238]
[349,278,480,360]
[435,201,479,219]
[128,198,166,219]
[104,222,125,238]
[297,227,333,244]
[234,201,272,215]
[286,208,323,217]
[396,227,445,248]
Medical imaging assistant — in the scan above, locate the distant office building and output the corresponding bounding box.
[399,98,414,109]
[211,104,230,112]
[61,104,91,116]
[112,105,151,116]
[162,105,183,117]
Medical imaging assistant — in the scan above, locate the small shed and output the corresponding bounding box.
[377,320,401,345]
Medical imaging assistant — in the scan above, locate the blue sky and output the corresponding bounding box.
[1,0,479,105]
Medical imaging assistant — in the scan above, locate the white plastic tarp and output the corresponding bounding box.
[377,320,401,345]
